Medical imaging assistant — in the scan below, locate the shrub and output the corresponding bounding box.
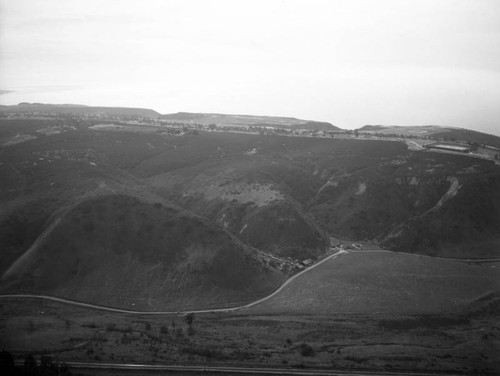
[299,343,315,357]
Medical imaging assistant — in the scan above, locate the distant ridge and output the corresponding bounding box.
[161,112,340,131]
[357,124,500,149]
[1,103,160,117]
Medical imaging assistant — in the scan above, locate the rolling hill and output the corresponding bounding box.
[0,194,284,311]
[1,112,499,310]
[160,112,339,130]
[0,103,160,118]
[358,125,500,149]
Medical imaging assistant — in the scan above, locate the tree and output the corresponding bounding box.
[0,350,14,376]
[184,313,195,327]
[39,355,55,374]
[299,343,315,357]
[24,354,37,375]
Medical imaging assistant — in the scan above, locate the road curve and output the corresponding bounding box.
[0,251,348,316]
[2,248,491,315]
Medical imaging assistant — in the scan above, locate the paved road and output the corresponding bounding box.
[0,250,348,316]
[14,360,464,376]
[1,248,495,315]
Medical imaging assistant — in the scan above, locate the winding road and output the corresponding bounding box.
[0,250,348,316]
[1,248,496,315]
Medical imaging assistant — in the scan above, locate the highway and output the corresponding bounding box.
[14,360,465,376]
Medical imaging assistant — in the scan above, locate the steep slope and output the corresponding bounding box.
[380,172,500,258]
[1,194,284,311]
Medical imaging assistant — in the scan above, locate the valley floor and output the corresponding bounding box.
[1,249,499,375]
[0,297,498,375]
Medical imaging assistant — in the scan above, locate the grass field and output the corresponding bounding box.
[248,251,500,315]
[1,291,498,374]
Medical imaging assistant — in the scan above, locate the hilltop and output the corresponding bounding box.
[0,194,284,311]
[0,103,160,118]
[160,112,339,131]
[358,124,500,149]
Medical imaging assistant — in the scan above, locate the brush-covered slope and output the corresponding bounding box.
[1,116,500,281]
[1,194,284,310]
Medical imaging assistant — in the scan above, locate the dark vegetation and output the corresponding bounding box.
[1,117,500,311]
[1,194,283,310]
[0,114,499,374]
[0,297,498,374]
[0,350,71,376]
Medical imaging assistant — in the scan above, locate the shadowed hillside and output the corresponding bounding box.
[1,195,284,310]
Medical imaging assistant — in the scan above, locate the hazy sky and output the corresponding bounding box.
[1,0,499,134]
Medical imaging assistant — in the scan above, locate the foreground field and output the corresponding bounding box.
[1,296,498,375]
[1,251,499,375]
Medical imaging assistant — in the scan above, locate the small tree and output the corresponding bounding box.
[160,325,168,335]
[0,350,14,375]
[24,354,37,375]
[299,343,315,357]
[184,313,195,327]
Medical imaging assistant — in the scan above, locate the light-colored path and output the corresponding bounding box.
[1,248,495,315]
[1,218,61,281]
[0,251,348,316]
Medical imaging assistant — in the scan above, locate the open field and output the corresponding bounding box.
[1,293,498,375]
[1,250,499,374]
[247,251,500,314]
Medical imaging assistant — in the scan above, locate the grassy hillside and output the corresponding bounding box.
[160,112,339,130]
[1,117,500,310]
[249,252,500,315]
[1,194,284,311]
[358,124,500,149]
[381,172,500,258]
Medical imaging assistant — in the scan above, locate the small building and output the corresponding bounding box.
[302,259,314,266]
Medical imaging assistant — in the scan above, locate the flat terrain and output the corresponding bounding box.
[248,251,500,315]
[1,293,498,375]
[1,250,499,374]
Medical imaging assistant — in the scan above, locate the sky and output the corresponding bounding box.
[1,0,499,135]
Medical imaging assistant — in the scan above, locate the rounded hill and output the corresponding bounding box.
[1,194,284,311]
